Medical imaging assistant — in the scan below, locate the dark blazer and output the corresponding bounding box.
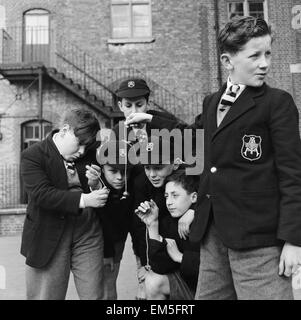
[189,83,301,249]
[20,131,97,268]
[148,215,200,293]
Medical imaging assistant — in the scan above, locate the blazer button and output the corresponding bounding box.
[210,167,217,173]
[206,194,211,199]
[60,215,65,220]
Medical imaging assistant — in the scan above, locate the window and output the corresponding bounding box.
[227,0,268,21]
[0,5,6,29]
[22,120,52,149]
[24,9,49,44]
[111,0,152,40]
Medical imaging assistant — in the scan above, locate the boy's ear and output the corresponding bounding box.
[220,53,234,71]
[61,124,70,135]
[117,100,123,112]
[190,191,198,204]
[172,161,180,171]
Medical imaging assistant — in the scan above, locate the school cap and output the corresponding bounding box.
[115,78,150,98]
[96,140,138,170]
[139,135,182,165]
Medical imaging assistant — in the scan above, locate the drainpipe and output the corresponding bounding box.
[214,0,223,88]
[38,68,43,132]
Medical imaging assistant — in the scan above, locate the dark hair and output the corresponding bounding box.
[165,170,199,194]
[218,16,272,54]
[60,108,100,146]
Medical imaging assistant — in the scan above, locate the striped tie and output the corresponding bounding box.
[217,84,240,127]
[65,160,76,175]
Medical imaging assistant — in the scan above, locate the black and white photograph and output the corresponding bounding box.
[0,0,301,307]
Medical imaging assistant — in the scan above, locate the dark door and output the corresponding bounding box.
[23,9,50,65]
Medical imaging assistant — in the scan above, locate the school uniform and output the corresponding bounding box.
[192,82,301,299]
[151,81,301,299]
[20,131,104,300]
[96,174,134,300]
[148,214,200,299]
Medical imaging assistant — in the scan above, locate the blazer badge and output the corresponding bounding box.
[241,135,262,161]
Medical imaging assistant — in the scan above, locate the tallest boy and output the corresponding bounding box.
[192,16,301,300]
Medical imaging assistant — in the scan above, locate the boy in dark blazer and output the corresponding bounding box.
[21,108,109,300]
[193,16,301,300]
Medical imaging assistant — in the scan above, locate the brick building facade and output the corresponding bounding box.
[0,0,300,234]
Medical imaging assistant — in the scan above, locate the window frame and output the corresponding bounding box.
[227,0,268,21]
[109,0,154,44]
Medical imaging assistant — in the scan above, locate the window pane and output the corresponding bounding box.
[112,5,131,38]
[43,125,52,138]
[249,2,264,19]
[25,14,49,44]
[34,125,40,138]
[132,4,150,37]
[228,2,244,19]
[25,126,33,139]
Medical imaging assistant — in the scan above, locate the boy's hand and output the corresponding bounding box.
[83,188,109,208]
[86,164,102,189]
[279,242,301,277]
[178,209,195,240]
[135,199,159,227]
[125,113,153,127]
[104,257,115,272]
[165,238,183,263]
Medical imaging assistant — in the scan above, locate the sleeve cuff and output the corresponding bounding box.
[79,194,86,208]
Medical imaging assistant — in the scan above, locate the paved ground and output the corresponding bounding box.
[0,234,137,300]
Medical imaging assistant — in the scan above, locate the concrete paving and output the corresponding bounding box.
[0,234,137,300]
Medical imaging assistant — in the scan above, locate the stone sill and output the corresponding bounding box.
[290,63,301,73]
[107,37,155,45]
[0,207,27,215]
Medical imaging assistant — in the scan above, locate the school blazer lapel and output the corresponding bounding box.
[207,84,226,137]
[211,84,266,141]
[45,134,69,188]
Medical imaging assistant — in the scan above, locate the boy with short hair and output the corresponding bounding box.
[21,108,108,300]
[136,170,200,300]
[193,16,301,299]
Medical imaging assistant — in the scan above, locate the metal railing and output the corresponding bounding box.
[0,26,204,123]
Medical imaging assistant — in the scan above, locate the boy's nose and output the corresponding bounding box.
[78,145,85,155]
[259,56,269,69]
[149,169,157,177]
[166,198,172,206]
[116,171,124,180]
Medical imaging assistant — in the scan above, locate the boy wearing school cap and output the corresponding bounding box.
[86,139,137,300]
[133,136,196,288]
[112,78,178,144]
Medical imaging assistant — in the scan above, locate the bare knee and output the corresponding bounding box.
[145,271,169,300]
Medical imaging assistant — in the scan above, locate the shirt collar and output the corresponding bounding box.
[227,77,246,96]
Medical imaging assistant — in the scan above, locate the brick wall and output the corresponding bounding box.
[0,209,25,236]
